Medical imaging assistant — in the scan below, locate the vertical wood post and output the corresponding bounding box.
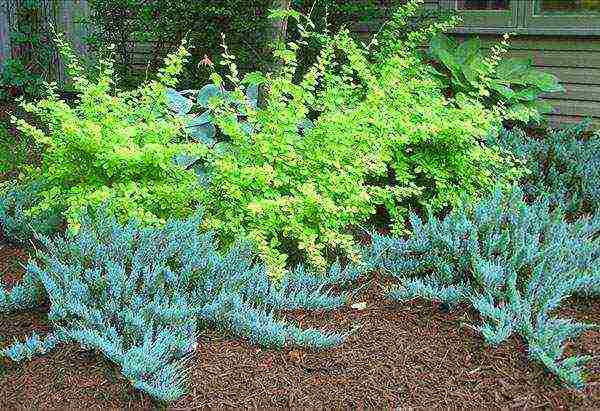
[0,1,12,65]
[47,0,90,84]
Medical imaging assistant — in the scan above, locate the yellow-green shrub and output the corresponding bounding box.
[12,37,205,229]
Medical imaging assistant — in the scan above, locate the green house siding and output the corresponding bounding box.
[355,0,600,126]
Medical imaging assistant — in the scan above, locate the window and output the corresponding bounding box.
[457,0,509,10]
[523,0,600,34]
[537,0,600,13]
[443,0,600,35]
[441,0,518,30]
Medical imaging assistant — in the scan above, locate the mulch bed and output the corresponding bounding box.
[1,244,599,409]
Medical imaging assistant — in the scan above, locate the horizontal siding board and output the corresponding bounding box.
[541,67,600,85]
[541,84,600,102]
[455,35,600,52]
[478,48,600,69]
[543,98,600,118]
[546,114,600,127]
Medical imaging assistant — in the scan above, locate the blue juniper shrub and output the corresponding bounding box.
[490,121,600,214]
[0,269,45,314]
[0,210,362,401]
[0,181,62,244]
[367,187,600,388]
[1,0,598,402]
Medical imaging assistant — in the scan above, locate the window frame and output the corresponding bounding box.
[442,0,600,36]
[440,0,520,33]
[521,0,600,35]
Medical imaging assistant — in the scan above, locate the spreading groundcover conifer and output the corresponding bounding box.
[367,187,600,388]
[0,211,363,401]
[1,0,599,404]
[490,121,600,214]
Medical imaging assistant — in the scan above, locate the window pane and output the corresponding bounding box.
[457,0,509,10]
[539,0,600,13]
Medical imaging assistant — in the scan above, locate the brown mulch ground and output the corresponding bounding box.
[1,245,599,409]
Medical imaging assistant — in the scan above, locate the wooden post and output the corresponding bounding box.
[48,0,91,85]
[0,1,12,65]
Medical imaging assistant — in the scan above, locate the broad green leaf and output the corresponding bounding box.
[246,84,259,108]
[298,118,314,135]
[522,71,564,93]
[456,38,482,65]
[462,60,484,89]
[186,111,216,144]
[429,34,458,60]
[429,34,461,76]
[166,88,193,115]
[513,87,540,102]
[489,82,517,101]
[197,84,225,107]
[188,110,212,126]
[495,58,533,85]
[172,153,201,169]
[240,121,254,135]
[213,142,230,156]
[188,123,216,145]
[531,99,555,114]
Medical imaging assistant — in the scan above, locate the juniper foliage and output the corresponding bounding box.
[490,121,600,213]
[0,181,61,244]
[0,270,44,314]
[369,187,600,388]
[1,332,63,362]
[0,211,361,401]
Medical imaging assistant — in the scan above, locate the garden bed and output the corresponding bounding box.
[1,244,598,409]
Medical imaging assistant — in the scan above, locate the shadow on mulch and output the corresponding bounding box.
[0,246,599,409]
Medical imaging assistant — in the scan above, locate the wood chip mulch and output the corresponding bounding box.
[1,244,599,409]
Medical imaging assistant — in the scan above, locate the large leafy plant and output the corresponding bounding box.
[167,3,522,277]
[165,80,259,147]
[428,33,564,123]
[11,35,205,229]
[0,0,55,102]
[368,187,600,388]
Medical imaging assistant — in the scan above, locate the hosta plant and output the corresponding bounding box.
[428,33,564,123]
[165,80,259,146]
[368,187,600,388]
[0,211,362,401]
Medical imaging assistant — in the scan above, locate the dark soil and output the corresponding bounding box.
[0,246,599,409]
[0,243,29,289]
